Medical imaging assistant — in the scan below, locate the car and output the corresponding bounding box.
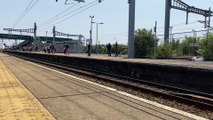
[191,56,204,61]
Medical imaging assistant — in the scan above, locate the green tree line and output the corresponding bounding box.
[134,28,213,59]
[83,28,213,59]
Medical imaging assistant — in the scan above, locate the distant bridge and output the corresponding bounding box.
[0,33,76,42]
[0,33,79,48]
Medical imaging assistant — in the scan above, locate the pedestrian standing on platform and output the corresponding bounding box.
[44,46,47,53]
[65,43,70,55]
[51,43,56,54]
[88,43,91,56]
[115,42,119,57]
[107,43,111,56]
[35,44,38,52]
[63,43,66,54]
[47,44,51,53]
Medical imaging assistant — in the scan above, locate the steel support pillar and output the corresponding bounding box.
[208,8,211,27]
[164,0,171,44]
[154,21,157,59]
[128,0,135,58]
[96,23,98,54]
[33,23,37,50]
[53,26,56,45]
[89,16,94,56]
[186,12,189,24]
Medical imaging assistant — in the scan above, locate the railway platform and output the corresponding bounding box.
[0,52,209,120]
[0,53,55,120]
[54,53,213,70]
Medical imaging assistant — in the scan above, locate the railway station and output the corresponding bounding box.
[1,0,213,120]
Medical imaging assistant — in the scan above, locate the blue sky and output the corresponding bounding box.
[0,0,213,46]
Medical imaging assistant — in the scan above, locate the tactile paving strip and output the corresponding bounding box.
[0,60,55,120]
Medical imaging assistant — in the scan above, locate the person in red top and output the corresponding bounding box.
[65,43,70,55]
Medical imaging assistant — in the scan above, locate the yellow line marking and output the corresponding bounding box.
[0,59,55,120]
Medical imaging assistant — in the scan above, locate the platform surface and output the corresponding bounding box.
[34,52,213,70]
[0,54,55,120]
[0,53,208,120]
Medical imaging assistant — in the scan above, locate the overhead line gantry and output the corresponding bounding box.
[3,23,37,47]
[164,0,213,43]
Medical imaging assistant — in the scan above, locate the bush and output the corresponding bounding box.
[199,34,213,59]
[157,43,172,58]
[134,29,154,58]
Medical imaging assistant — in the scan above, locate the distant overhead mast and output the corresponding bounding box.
[171,0,213,25]
[65,0,85,5]
[73,0,85,2]
[3,28,34,34]
[164,0,213,43]
[55,0,85,3]
[56,0,102,4]
[55,31,83,38]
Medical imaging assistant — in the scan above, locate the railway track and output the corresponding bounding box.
[7,52,213,112]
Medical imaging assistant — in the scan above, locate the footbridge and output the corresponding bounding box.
[0,33,77,48]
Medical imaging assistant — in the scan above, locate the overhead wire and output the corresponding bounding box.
[157,20,206,33]
[38,0,99,32]
[171,35,205,40]
[157,20,210,35]
[38,0,98,30]
[38,3,78,27]
[13,0,40,28]
[99,32,128,37]
[97,21,204,38]
[157,28,212,41]
[157,29,209,36]
[12,0,35,28]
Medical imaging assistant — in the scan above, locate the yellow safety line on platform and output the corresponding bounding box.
[0,59,55,120]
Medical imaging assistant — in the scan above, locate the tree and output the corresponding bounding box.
[180,36,199,56]
[134,29,154,57]
[199,33,213,58]
[171,39,182,56]
[157,43,172,58]
[118,44,128,55]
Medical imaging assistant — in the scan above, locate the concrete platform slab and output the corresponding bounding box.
[0,54,55,120]
[0,53,208,120]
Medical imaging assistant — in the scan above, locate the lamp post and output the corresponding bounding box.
[89,16,94,56]
[192,29,197,38]
[169,26,173,42]
[95,22,104,54]
[154,21,157,59]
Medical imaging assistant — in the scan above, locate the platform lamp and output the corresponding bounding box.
[88,15,94,56]
[94,22,104,54]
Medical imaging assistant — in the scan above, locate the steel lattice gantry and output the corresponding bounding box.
[164,0,213,43]
[3,28,34,33]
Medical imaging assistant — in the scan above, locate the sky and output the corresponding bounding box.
[0,0,213,47]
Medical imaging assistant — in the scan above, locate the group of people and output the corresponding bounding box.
[87,42,119,57]
[43,43,70,55]
[44,42,119,56]
[44,43,56,54]
[106,42,119,57]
